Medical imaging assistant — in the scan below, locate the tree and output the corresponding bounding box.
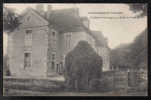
[110,4,147,70]
[129,30,147,70]
[110,30,147,70]
[3,7,20,76]
[128,4,147,17]
[128,3,147,70]
[3,7,20,33]
[64,41,103,91]
[110,44,133,70]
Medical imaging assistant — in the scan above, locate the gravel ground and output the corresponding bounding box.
[4,88,147,96]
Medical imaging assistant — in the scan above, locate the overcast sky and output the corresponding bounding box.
[3,3,147,55]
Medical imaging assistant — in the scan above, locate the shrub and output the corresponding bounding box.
[64,41,103,91]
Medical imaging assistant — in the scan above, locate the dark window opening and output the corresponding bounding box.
[24,53,31,69]
[26,30,32,34]
[25,53,30,57]
[59,62,64,74]
[52,32,56,36]
[52,54,55,60]
[57,64,59,73]
[52,62,55,70]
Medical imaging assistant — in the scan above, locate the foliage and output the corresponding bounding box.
[64,41,103,91]
[3,7,20,33]
[128,4,147,17]
[110,44,133,69]
[110,29,147,70]
[126,3,147,70]
[129,29,147,69]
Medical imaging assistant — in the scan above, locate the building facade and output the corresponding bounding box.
[7,5,110,77]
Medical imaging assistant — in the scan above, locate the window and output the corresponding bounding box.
[27,16,31,21]
[60,62,63,73]
[25,30,32,46]
[57,64,59,73]
[26,30,32,34]
[52,32,56,36]
[24,53,31,69]
[51,52,56,70]
[51,61,55,70]
[52,39,57,49]
[66,33,72,50]
[24,46,32,51]
[24,30,32,69]
[52,53,55,61]
[51,31,57,50]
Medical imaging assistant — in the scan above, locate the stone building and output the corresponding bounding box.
[7,4,110,77]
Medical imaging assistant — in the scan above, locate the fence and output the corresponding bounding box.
[101,70,147,91]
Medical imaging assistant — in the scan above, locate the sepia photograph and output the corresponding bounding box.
[3,3,148,96]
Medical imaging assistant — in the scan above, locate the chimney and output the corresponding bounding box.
[46,5,52,20]
[36,4,45,16]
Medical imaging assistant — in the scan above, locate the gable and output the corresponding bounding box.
[18,8,49,29]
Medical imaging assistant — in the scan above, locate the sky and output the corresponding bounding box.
[3,3,147,55]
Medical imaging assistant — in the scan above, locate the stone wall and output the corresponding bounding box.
[8,26,48,77]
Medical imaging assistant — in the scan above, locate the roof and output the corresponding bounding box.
[47,8,84,33]
[19,7,89,33]
[91,31,108,47]
[18,7,109,48]
[45,9,108,47]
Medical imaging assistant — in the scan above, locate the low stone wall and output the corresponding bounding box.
[3,70,147,96]
[3,76,65,96]
[114,71,128,90]
[101,71,115,91]
[89,71,130,92]
[101,71,128,91]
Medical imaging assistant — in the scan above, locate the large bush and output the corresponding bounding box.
[64,41,103,91]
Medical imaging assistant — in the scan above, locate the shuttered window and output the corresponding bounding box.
[24,53,31,69]
[24,30,32,69]
[25,30,32,47]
